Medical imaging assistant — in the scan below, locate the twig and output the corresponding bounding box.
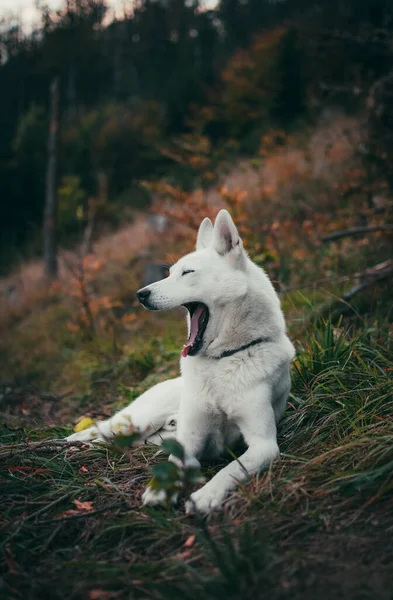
[39,502,131,524]
[311,266,393,321]
[343,267,393,302]
[0,439,91,459]
[281,274,351,294]
[322,225,393,242]
[41,523,62,552]
[299,260,393,322]
[23,492,73,522]
[281,259,393,294]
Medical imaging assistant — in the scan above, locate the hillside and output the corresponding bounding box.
[1,109,393,599]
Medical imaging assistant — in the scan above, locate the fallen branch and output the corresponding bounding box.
[299,260,393,322]
[322,225,393,242]
[281,273,352,294]
[343,266,393,302]
[0,439,92,460]
[281,259,393,294]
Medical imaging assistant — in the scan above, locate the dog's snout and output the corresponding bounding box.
[136,288,151,303]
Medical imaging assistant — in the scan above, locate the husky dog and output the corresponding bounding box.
[67,210,295,513]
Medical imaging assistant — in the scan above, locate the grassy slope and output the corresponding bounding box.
[1,321,392,600]
[1,114,393,599]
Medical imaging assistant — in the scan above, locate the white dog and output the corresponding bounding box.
[67,210,295,513]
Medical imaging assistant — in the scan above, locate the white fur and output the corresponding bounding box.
[66,210,295,513]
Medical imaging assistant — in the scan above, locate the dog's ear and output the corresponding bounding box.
[196,217,214,250]
[213,210,243,256]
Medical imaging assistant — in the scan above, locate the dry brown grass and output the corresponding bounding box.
[204,111,361,212]
[0,214,155,329]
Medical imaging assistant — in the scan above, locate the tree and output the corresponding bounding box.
[43,77,60,279]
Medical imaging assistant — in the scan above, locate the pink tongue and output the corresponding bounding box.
[182,305,205,357]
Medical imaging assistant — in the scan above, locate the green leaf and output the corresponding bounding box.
[161,439,185,460]
[112,432,140,448]
[151,461,179,482]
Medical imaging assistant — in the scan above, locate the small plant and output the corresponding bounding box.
[63,253,135,344]
[149,439,205,506]
[64,254,109,339]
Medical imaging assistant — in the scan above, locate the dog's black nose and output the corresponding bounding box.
[136,288,151,303]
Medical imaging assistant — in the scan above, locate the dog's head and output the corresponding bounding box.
[136,210,248,357]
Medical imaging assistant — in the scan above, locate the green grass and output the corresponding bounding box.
[1,320,393,599]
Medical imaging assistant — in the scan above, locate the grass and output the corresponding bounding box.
[1,319,393,600]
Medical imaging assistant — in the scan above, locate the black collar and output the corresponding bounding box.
[209,336,272,360]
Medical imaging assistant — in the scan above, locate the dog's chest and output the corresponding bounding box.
[181,354,256,415]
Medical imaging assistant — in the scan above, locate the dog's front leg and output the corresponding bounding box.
[66,377,182,445]
[185,385,279,514]
[142,396,209,506]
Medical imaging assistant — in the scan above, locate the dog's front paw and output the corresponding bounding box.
[142,485,179,507]
[142,486,167,506]
[66,425,101,443]
[185,483,226,515]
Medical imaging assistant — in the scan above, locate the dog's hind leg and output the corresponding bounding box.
[66,377,183,445]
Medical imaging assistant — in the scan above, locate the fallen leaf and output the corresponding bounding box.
[58,498,94,518]
[74,417,95,432]
[73,499,94,511]
[184,535,196,548]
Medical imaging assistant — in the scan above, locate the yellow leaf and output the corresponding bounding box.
[74,417,95,432]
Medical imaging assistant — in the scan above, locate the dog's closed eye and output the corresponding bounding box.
[182,270,195,276]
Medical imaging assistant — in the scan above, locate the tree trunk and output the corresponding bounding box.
[43,77,60,279]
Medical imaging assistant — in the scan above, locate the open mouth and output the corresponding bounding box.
[182,302,209,357]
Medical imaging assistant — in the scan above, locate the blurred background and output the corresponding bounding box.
[0,0,392,410]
